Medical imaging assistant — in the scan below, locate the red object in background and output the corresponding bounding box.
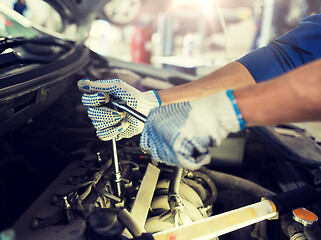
[131,26,152,64]
[4,18,12,27]
[169,233,177,240]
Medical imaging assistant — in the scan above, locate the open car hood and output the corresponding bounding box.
[42,0,109,28]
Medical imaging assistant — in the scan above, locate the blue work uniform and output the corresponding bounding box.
[237,14,321,83]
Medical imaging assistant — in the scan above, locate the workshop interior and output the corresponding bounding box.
[0,0,321,239]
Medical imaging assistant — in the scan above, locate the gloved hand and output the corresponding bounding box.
[140,90,246,169]
[78,78,161,141]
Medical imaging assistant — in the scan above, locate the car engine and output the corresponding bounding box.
[1,55,321,240]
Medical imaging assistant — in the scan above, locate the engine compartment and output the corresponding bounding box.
[12,137,215,240]
[1,59,321,240]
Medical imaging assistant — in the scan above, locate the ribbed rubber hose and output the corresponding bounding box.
[168,167,183,196]
[189,171,218,206]
[199,168,275,198]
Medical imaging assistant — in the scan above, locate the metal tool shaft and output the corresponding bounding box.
[109,98,147,198]
[112,138,122,198]
[111,101,146,123]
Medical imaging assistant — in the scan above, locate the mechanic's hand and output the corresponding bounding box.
[78,78,161,141]
[140,90,246,169]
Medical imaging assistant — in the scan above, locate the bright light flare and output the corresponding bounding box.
[170,0,217,25]
[89,19,110,37]
[172,0,214,11]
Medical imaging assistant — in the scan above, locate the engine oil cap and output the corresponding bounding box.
[292,208,318,227]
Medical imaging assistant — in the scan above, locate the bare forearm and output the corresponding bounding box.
[158,61,256,105]
[234,59,321,126]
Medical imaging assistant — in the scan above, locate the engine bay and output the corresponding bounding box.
[1,59,321,240]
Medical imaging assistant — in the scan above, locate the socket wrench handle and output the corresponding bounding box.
[111,98,146,123]
[101,92,147,123]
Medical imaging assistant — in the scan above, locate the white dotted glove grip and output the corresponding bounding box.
[140,90,245,169]
[78,78,161,141]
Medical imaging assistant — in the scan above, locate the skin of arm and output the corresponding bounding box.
[138,59,321,169]
[234,58,321,126]
[157,61,256,105]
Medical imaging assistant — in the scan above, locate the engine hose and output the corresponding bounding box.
[168,167,183,196]
[281,214,308,240]
[118,209,146,237]
[281,213,320,240]
[188,171,218,206]
[290,233,308,240]
[199,168,318,240]
[199,168,275,199]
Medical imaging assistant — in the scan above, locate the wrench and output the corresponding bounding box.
[102,93,147,123]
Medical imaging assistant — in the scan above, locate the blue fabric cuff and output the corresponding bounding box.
[237,14,321,83]
[226,89,246,130]
[152,90,162,106]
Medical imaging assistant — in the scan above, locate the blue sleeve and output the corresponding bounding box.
[237,14,321,83]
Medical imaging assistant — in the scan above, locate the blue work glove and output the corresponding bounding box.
[140,90,246,169]
[78,78,161,141]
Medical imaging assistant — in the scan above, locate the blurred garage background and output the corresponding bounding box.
[2,0,320,75]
